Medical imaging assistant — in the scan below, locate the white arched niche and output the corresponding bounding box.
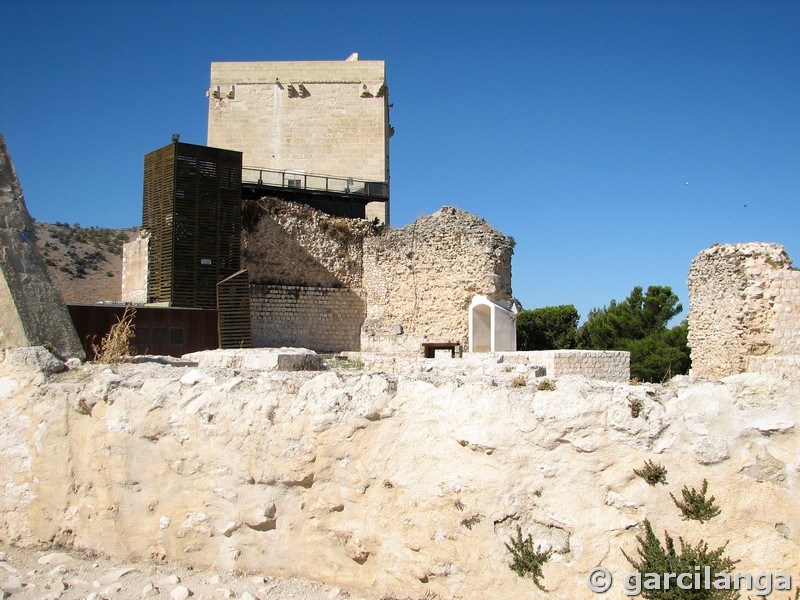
[468,295,517,353]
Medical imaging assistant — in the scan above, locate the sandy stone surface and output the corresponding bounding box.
[0,543,367,600]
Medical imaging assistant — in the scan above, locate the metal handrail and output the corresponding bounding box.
[242,166,388,199]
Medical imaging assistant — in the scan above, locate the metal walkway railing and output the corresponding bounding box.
[242,166,388,200]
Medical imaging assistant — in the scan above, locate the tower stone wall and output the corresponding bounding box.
[207,56,390,224]
[688,242,800,380]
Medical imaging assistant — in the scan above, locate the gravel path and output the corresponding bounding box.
[0,544,368,600]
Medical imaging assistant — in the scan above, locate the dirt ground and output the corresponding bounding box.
[0,543,369,600]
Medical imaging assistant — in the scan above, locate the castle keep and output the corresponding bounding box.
[207,55,391,225]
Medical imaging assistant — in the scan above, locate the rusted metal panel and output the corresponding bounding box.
[67,304,218,359]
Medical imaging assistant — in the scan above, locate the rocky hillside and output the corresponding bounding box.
[33,222,138,303]
[1,348,798,600]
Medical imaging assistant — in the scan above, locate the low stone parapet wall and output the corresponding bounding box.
[499,350,631,383]
[348,349,629,382]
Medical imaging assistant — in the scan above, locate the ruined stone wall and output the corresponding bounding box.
[244,201,514,354]
[504,350,631,383]
[361,207,514,353]
[242,198,370,289]
[250,285,365,353]
[207,57,390,224]
[688,242,800,380]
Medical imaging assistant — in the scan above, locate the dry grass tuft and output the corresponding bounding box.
[92,307,136,363]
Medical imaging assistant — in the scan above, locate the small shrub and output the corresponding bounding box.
[505,525,551,590]
[460,514,483,530]
[510,375,527,388]
[106,271,114,277]
[623,519,738,599]
[537,379,556,391]
[630,397,643,418]
[92,307,136,363]
[322,354,364,370]
[671,479,721,523]
[634,460,668,486]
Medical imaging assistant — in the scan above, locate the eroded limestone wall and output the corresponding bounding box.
[688,242,800,380]
[361,207,514,353]
[2,350,799,600]
[250,285,365,353]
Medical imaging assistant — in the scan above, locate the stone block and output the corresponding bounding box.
[182,348,325,371]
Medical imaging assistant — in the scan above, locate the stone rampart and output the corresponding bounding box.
[250,284,365,353]
[361,207,514,353]
[688,243,800,380]
[244,201,514,355]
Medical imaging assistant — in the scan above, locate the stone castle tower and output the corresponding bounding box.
[207,53,391,224]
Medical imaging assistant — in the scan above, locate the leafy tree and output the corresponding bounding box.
[625,322,691,383]
[517,305,579,350]
[578,286,690,382]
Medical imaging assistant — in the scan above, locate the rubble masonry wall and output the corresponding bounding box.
[244,201,514,354]
[687,242,800,380]
[360,207,514,353]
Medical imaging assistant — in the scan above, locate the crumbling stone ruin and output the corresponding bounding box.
[361,206,514,352]
[243,199,514,353]
[688,242,800,380]
[0,134,84,358]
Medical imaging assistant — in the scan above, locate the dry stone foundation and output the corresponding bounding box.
[688,242,800,380]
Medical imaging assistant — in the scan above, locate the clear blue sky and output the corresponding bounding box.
[2,0,798,322]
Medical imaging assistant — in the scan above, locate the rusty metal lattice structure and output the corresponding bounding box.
[216,269,252,349]
[143,141,243,309]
